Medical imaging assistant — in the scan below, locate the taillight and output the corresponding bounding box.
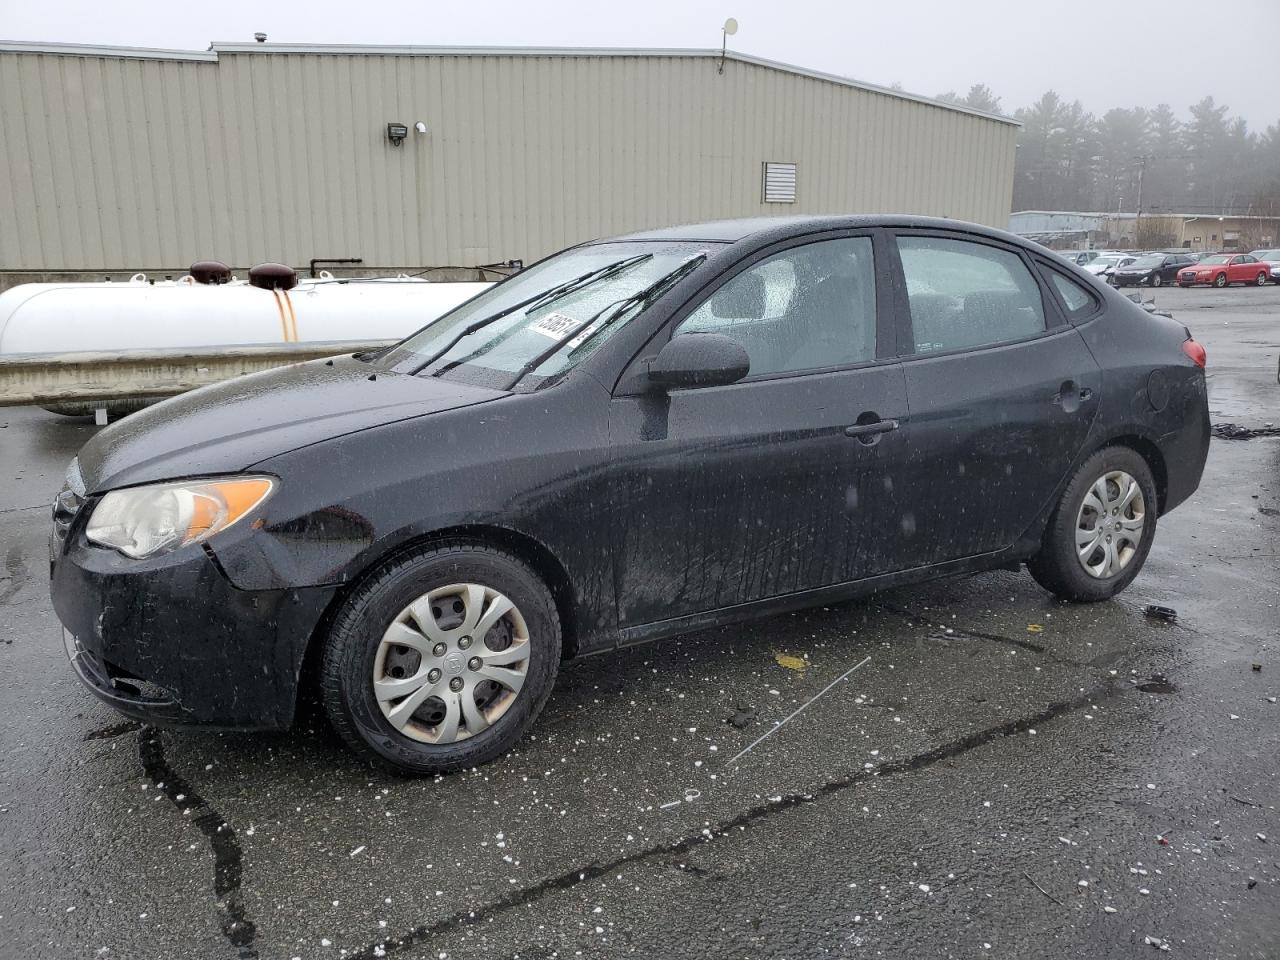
[1182,338,1206,368]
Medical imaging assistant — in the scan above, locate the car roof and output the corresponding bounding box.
[596,214,1031,248]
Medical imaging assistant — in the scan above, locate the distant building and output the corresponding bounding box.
[0,41,1019,290]
[1009,210,1280,252]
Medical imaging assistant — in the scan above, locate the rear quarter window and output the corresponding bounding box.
[1044,269,1100,321]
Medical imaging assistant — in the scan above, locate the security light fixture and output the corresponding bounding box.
[414,121,428,134]
[387,123,409,146]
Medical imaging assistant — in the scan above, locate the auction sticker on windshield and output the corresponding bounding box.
[527,312,585,340]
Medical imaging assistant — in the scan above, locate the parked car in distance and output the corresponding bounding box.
[1065,249,1127,266]
[1084,254,1137,281]
[1063,250,1098,265]
[1111,253,1197,287]
[1249,249,1280,284]
[50,215,1211,774]
[1178,253,1272,287]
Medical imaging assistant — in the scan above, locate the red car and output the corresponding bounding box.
[1178,253,1271,287]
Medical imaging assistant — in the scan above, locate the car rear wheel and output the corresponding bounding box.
[320,542,561,774]
[1214,273,1227,287]
[1027,446,1157,602]
[1257,271,1268,286]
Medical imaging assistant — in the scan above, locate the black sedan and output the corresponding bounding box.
[50,216,1210,774]
[1110,252,1197,287]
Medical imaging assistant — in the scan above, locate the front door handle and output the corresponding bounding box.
[844,418,899,439]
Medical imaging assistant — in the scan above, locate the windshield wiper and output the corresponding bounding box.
[520,253,653,315]
[410,253,653,376]
[503,253,708,391]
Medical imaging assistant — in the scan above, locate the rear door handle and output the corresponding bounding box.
[844,419,899,438]
[1054,380,1093,408]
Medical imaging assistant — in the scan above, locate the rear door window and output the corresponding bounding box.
[896,236,1047,354]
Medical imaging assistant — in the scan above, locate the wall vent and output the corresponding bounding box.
[762,161,797,203]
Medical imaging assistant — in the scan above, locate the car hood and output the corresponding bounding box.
[75,355,507,493]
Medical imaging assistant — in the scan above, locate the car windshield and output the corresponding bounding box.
[1251,249,1280,259]
[380,241,714,389]
[1130,255,1164,268]
[1199,254,1230,265]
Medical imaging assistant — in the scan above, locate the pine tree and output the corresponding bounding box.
[1093,109,1149,212]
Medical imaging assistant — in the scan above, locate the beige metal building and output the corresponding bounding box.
[1010,210,1280,251]
[0,41,1019,288]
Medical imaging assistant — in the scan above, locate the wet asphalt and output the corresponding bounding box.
[0,286,1277,960]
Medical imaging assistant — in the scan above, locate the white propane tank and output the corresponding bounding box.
[0,273,493,354]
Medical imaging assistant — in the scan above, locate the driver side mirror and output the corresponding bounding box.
[648,333,750,389]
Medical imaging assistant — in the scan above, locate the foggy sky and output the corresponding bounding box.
[2,0,1276,130]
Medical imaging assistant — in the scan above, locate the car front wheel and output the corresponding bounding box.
[1257,271,1268,286]
[320,542,562,774]
[1028,447,1157,602]
[1214,273,1228,287]
[1151,273,1163,287]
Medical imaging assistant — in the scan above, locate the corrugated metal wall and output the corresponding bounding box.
[0,46,1018,274]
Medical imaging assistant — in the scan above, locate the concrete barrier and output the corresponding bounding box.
[0,341,394,408]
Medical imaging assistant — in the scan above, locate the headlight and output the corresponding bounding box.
[86,476,275,559]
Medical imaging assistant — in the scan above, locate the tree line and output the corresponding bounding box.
[936,85,1280,218]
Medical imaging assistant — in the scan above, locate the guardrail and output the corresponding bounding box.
[0,340,394,407]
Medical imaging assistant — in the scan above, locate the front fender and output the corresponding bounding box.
[207,376,619,650]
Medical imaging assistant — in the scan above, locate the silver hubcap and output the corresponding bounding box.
[373,583,530,744]
[1075,470,1145,579]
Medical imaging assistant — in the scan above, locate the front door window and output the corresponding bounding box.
[677,237,877,375]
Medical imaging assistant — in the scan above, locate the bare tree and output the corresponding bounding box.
[1135,217,1178,249]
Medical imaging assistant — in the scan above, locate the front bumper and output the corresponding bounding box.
[51,518,337,730]
[64,628,191,725]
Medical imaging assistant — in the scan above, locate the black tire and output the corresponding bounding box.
[1151,273,1163,287]
[1257,271,1268,286]
[1027,446,1158,603]
[320,541,561,774]
[1214,273,1227,288]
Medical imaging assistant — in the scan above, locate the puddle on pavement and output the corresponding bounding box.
[1135,674,1178,695]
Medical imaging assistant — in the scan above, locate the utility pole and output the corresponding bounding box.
[1133,155,1149,246]
[1134,155,1147,220]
